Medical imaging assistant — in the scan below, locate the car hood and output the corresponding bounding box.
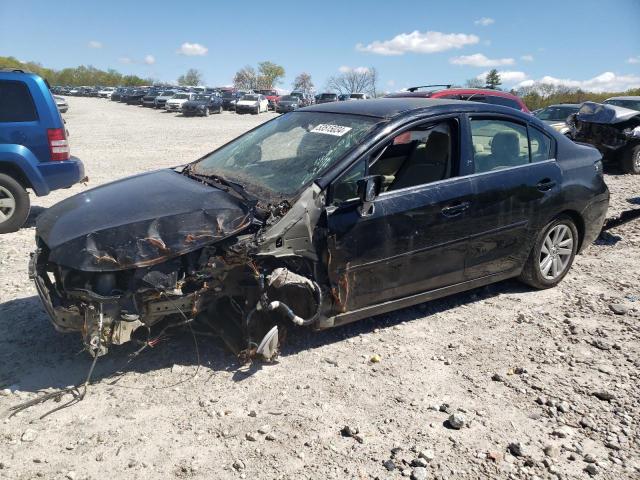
[183,100,208,107]
[168,98,188,103]
[576,102,640,124]
[36,169,253,272]
[237,100,258,106]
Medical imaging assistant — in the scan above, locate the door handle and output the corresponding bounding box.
[441,201,470,217]
[536,179,556,191]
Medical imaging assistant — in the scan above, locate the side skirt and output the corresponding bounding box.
[317,269,521,330]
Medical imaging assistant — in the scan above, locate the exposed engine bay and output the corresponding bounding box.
[29,168,331,361]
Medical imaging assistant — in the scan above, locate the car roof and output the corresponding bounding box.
[605,96,640,101]
[303,97,533,120]
[546,103,582,108]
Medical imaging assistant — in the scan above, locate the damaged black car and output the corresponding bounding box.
[568,101,640,174]
[30,98,609,360]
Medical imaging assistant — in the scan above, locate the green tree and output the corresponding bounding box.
[257,61,285,89]
[485,69,502,89]
[177,69,203,86]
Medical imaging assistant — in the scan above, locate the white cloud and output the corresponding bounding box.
[118,56,133,64]
[144,55,156,65]
[339,66,370,74]
[476,70,529,83]
[356,30,478,56]
[521,54,534,62]
[474,17,495,27]
[177,42,208,56]
[88,40,103,49]
[515,71,640,92]
[387,79,396,87]
[450,53,515,67]
[628,56,640,64]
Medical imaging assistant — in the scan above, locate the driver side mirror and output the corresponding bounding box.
[356,175,382,217]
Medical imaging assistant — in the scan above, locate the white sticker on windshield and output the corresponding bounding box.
[310,124,352,136]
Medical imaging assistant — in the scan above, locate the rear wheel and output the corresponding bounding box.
[518,215,579,289]
[621,144,640,175]
[0,174,30,234]
[204,107,209,117]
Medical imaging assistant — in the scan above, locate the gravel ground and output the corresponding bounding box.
[1,97,639,480]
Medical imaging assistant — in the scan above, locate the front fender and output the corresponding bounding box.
[0,144,50,195]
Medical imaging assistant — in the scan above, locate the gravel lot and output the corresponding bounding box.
[1,97,639,480]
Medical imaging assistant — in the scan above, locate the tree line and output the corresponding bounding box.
[0,56,152,86]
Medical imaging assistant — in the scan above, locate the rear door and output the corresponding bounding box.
[463,116,560,279]
[325,116,473,312]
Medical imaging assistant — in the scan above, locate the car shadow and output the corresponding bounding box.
[0,279,529,395]
[21,205,47,229]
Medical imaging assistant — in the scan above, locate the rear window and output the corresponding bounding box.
[0,80,38,122]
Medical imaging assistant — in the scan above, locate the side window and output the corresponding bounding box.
[470,119,529,173]
[0,80,38,122]
[486,95,522,110]
[331,158,366,205]
[370,120,455,192]
[528,126,553,162]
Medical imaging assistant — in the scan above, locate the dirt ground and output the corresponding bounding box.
[1,98,639,480]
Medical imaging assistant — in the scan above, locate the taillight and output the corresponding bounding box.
[47,128,70,161]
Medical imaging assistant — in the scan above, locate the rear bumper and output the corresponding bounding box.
[581,192,610,249]
[35,157,86,196]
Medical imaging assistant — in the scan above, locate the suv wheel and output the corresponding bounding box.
[518,215,579,289]
[0,174,31,234]
[621,145,640,175]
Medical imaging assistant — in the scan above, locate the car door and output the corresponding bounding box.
[325,116,474,313]
[463,115,561,279]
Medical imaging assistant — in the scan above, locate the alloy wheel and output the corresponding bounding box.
[539,224,574,280]
[0,186,16,223]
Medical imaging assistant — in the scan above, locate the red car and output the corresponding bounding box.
[256,89,281,110]
[386,85,530,113]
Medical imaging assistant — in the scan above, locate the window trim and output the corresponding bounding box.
[0,79,39,123]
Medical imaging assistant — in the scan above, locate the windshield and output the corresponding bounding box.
[536,106,580,121]
[321,94,337,100]
[241,95,259,101]
[190,112,380,198]
[604,99,640,112]
[173,94,189,99]
[222,92,236,98]
[279,95,297,102]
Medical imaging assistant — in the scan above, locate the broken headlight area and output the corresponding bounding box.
[29,237,324,361]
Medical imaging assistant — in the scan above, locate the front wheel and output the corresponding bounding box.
[621,144,640,174]
[518,215,579,289]
[0,173,31,234]
[204,108,209,117]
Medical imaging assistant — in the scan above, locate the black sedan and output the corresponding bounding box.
[276,95,302,113]
[125,88,150,105]
[181,94,224,116]
[30,98,609,359]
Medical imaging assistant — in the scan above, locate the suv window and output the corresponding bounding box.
[485,95,522,110]
[0,80,38,122]
[471,119,529,173]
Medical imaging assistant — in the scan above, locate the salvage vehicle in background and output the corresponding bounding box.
[603,96,640,112]
[221,90,241,111]
[568,101,640,174]
[235,94,269,114]
[153,90,177,109]
[181,93,224,116]
[125,88,151,105]
[0,70,85,233]
[317,92,338,104]
[165,92,195,112]
[53,95,68,113]
[290,90,312,106]
[98,87,116,98]
[349,93,369,100]
[142,89,163,107]
[275,95,302,113]
[534,104,581,137]
[30,98,608,360]
[110,87,128,102]
[256,89,281,110]
[386,85,530,113]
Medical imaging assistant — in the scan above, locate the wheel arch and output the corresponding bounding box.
[0,163,33,190]
[555,209,585,252]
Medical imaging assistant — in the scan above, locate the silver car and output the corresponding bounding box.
[54,95,68,113]
[533,104,581,137]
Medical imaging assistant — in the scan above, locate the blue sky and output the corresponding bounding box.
[1,0,639,92]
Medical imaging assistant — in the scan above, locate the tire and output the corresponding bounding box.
[621,144,640,175]
[518,215,579,289]
[204,108,209,117]
[217,105,223,114]
[254,107,260,115]
[0,173,30,234]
